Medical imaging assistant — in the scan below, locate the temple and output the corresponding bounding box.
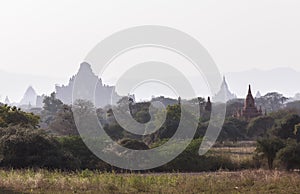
[204,97,212,111]
[19,86,37,107]
[213,76,237,103]
[234,85,262,119]
[55,62,121,107]
[4,96,10,105]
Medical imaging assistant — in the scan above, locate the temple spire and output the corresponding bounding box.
[205,96,212,111]
[236,84,262,119]
[248,84,252,94]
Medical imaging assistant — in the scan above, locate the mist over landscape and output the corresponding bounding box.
[1,1,300,193]
[1,66,299,104]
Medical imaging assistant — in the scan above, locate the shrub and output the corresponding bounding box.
[256,137,285,170]
[58,136,112,170]
[158,139,235,172]
[0,127,78,169]
[277,139,300,170]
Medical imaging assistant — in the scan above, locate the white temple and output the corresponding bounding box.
[213,76,237,103]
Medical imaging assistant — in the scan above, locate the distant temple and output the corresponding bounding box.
[213,76,237,103]
[255,91,262,98]
[19,86,37,107]
[234,85,263,119]
[4,96,10,105]
[204,97,212,111]
[36,95,46,108]
[55,62,121,107]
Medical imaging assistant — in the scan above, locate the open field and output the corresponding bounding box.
[0,169,300,193]
[211,146,256,163]
[210,141,256,164]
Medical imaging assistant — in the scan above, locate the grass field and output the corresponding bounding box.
[0,169,299,193]
[211,145,256,163]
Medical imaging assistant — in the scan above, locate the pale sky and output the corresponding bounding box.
[0,0,300,102]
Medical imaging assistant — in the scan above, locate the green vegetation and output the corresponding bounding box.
[0,105,39,128]
[0,127,78,170]
[1,92,300,172]
[0,127,245,172]
[0,91,300,194]
[253,113,300,170]
[256,137,285,170]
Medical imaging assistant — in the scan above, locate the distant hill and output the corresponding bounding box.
[225,67,300,98]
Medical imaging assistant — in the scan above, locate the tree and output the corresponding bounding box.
[117,96,131,106]
[226,99,244,117]
[0,127,78,169]
[256,137,285,170]
[217,117,248,141]
[43,92,63,114]
[49,105,78,136]
[277,139,300,170]
[118,138,149,150]
[256,92,288,113]
[159,138,234,172]
[41,92,63,126]
[72,99,98,136]
[294,123,300,142]
[272,114,300,140]
[155,104,181,139]
[286,101,300,115]
[247,116,275,138]
[58,136,111,170]
[0,105,39,128]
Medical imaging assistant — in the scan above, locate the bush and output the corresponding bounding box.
[272,114,300,140]
[158,139,235,172]
[256,137,285,170]
[0,105,40,128]
[58,136,112,170]
[0,127,78,169]
[277,139,300,170]
[247,116,274,138]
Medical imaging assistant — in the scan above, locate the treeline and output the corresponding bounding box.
[0,92,300,171]
[0,127,238,172]
[0,95,234,171]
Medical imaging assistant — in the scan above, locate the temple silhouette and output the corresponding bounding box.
[55,62,121,107]
[233,85,263,119]
[213,76,237,102]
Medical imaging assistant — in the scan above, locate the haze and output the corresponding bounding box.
[1,0,300,102]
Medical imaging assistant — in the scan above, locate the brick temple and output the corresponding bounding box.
[234,85,262,119]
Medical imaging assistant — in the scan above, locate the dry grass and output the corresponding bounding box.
[210,141,257,164]
[211,146,256,163]
[0,169,299,193]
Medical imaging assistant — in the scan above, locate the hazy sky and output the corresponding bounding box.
[1,0,300,102]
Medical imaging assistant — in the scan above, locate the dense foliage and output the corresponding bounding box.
[0,105,39,128]
[0,91,300,171]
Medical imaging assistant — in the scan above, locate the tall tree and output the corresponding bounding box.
[49,105,78,136]
[256,137,285,170]
[272,114,300,140]
[43,92,63,114]
[256,92,288,113]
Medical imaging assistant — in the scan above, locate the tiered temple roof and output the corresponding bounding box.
[234,85,262,119]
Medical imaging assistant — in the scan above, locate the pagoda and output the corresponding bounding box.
[213,76,237,103]
[234,85,262,119]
